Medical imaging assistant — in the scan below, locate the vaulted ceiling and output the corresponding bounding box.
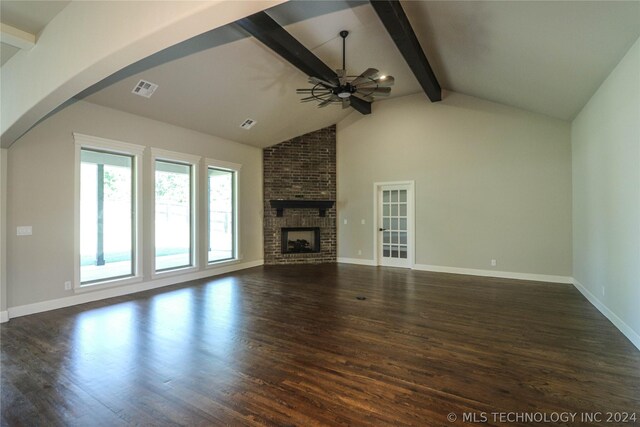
[6,1,640,148]
[0,1,70,65]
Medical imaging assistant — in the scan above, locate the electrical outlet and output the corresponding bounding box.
[491,259,497,267]
[64,281,72,291]
[358,249,362,255]
[344,219,348,225]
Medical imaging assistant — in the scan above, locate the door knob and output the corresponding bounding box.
[379,228,387,231]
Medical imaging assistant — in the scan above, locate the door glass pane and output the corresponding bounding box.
[383,191,390,203]
[383,245,390,257]
[392,232,398,244]
[391,190,398,202]
[80,149,133,283]
[383,204,390,216]
[391,204,398,216]
[399,190,407,202]
[399,203,407,216]
[399,232,407,244]
[399,247,407,258]
[399,218,407,231]
[383,218,390,229]
[391,246,398,258]
[155,160,192,271]
[383,231,390,244]
[209,168,235,263]
[391,218,398,230]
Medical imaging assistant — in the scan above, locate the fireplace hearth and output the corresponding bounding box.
[281,228,320,254]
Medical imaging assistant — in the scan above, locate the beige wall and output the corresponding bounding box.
[572,37,640,345]
[6,101,263,308]
[1,149,6,314]
[337,91,572,277]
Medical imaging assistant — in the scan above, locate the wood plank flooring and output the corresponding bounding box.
[2,264,639,426]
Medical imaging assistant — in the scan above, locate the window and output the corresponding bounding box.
[155,161,192,271]
[152,149,200,273]
[74,134,144,287]
[207,161,239,263]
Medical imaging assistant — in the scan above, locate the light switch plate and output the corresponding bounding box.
[17,226,32,236]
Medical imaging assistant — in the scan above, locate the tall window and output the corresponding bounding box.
[208,166,237,263]
[79,149,134,284]
[154,160,194,271]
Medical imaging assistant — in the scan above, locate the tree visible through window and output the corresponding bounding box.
[80,149,134,283]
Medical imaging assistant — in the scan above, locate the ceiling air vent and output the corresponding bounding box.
[239,118,257,130]
[132,79,158,98]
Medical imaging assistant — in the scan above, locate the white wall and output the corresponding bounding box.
[571,37,640,348]
[6,101,263,313]
[337,91,572,280]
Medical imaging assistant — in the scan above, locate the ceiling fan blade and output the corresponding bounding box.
[365,87,392,96]
[336,69,347,85]
[376,75,395,87]
[350,68,379,86]
[352,92,374,103]
[318,94,341,108]
[356,75,395,89]
[309,77,338,88]
[342,98,351,109]
[299,95,321,102]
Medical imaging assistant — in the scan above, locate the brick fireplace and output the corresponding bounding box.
[263,125,336,264]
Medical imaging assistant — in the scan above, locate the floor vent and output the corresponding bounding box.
[132,80,158,98]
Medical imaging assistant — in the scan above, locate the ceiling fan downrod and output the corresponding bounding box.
[340,30,348,72]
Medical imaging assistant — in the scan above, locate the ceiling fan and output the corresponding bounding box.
[295,31,395,109]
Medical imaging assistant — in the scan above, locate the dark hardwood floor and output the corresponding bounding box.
[2,264,639,426]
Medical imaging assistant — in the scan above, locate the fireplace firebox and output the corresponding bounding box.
[281,227,320,254]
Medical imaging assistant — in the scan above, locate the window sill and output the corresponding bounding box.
[75,275,143,293]
[206,257,241,269]
[151,265,199,280]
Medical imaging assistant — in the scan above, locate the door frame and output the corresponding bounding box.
[372,180,415,268]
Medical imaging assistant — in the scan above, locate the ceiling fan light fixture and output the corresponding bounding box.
[296,30,394,109]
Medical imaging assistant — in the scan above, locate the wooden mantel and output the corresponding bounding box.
[269,200,335,217]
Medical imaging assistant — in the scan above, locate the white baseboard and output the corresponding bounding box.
[0,310,8,323]
[338,258,571,284]
[413,263,572,284]
[7,259,263,320]
[337,257,377,266]
[573,279,640,351]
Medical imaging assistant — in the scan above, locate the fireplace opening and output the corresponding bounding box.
[281,227,320,254]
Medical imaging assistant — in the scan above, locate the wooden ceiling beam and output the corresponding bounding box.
[370,0,441,102]
[237,11,371,115]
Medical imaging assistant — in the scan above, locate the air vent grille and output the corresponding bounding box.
[240,118,257,130]
[132,79,158,98]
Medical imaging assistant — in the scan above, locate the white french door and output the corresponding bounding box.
[375,182,414,268]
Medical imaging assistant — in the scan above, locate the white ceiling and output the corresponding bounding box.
[72,1,640,147]
[0,0,70,65]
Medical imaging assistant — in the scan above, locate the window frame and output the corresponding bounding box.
[73,133,145,291]
[206,158,241,266]
[151,148,200,277]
